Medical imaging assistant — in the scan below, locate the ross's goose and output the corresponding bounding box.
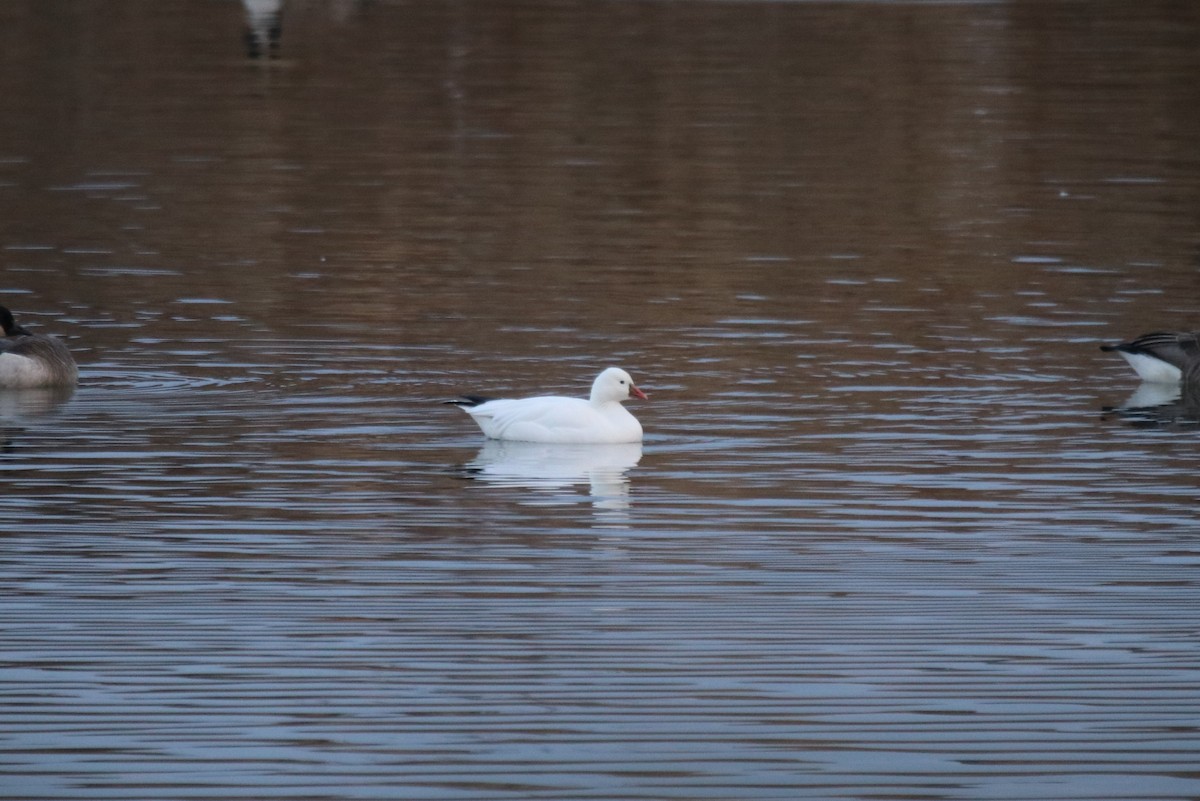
[1101,331,1200,384]
[447,367,648,443]
[0,304,78,389]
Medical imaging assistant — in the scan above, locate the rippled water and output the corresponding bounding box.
[4,1,1200,799]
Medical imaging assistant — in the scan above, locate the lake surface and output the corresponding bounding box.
[3,1,1200,799]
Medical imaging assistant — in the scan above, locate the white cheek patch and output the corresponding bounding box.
[1118,351,1183,384]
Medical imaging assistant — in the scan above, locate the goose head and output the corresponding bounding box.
[1,305,32,337]
[590,367,648,405]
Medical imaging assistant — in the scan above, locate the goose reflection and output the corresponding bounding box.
[460,440,643,518]
[242,0,283,59]
[1102,381,1200,429]
[0,385,75,452]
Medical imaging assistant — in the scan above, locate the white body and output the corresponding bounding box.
[1115,351,1183,384]
[454,367,646,444]
[463,395,643,443]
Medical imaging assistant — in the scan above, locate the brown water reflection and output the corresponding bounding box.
[2,1,1200,800]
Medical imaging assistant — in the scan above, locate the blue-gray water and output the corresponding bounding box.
[3,1,1199,799]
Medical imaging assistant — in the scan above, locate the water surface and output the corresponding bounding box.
[2,1,1200,799]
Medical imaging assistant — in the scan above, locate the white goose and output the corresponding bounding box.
[447,367,648,444]
[1,304,79,389]
[1101,332,1200,384]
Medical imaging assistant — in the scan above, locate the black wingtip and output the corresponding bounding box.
[444,394,495,408]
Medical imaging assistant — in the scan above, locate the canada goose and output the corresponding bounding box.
[0,304,79,388]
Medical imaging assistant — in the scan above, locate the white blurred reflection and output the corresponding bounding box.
[461,440,643,522]
[1104,381,1200,429]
